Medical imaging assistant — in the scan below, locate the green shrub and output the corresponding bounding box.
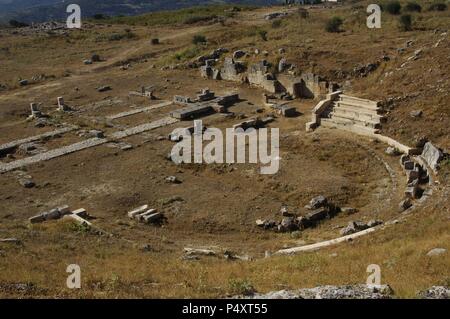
[385,1,402,15]
[271,19,282,28]
[258,29,268,41]
[404,2,421,12]
[228,278,255,296]
[192,34,207,45]
[174,46,201,61]
[399,14,413,31]
[183,15,217,24]
[325,16,343,33]
[428,3,447,11]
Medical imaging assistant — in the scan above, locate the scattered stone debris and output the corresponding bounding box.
[106,141,133,151]
[191,47,228,68]
[421,142,444,173]
[0,238,21,245]
[165,176,182,184]
[352,62,379,78]
[28,103,43,119]
[233,50,246,60]
[128,205,166,225]
[224,250,252,261]
[257,196,343,233]
[398,198,413,212]
[63,209,93,227]
[385,146,401,156]
[184,247,217,257]
[57,96,71,112]
[29,206,91,225]
[426,248,447,257]
[237,284,393,299]
[410,110,423,118]
[78,130,104,138]
[278,58,289,72]
[19,178,35,188]
[17,141,47,156]
[182,248,251,261]
[129,86,155,99]
[264,12,288,20]
[97,85,112,92]
[233,117,274,131]
[341,207,358,215]
[418,286,450,299]
[340,220,383,236]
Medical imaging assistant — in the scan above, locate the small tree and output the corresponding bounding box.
[404,2,422,12]
[9,20,28,28]
[325,16,343,33]
[192,35,207,45]
[399,14,413,31]
[385,1,402,15]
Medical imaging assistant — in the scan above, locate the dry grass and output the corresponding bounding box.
[0,1,449,298]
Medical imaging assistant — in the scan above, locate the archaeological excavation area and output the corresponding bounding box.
[0,4,449,299]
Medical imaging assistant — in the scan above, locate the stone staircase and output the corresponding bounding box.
[321,94,385,135]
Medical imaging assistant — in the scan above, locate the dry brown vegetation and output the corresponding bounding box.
[0,1,449,298]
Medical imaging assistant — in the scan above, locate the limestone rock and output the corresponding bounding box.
[410,110,423,118]
[233,50,246,59]
[165,176,182,184]
[385,146,400,156]
[427,248,446,257]
[422,142,443,172]
[19,178,35,188]
[239,284,393,299]
[398,198,413,212]
[341,207,358,215]
[340,221,369,236]
[97,85,112,92]
[309,195,328,210]
[418,286,450,299]
[278,217,298,232]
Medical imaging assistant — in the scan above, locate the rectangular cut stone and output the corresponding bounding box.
[64,214,92,226]
[170,104,213,120]
[128,205,149,219]
[142,212,163,224]
[58,205,71,216]
[72,208,88,218]
[29,214,46,224]
[305,208,329,222]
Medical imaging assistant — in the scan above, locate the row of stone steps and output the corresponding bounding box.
[321,118,380,135]
[323,94,383,134]
[331,107,385,123]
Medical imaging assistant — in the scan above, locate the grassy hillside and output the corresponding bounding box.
[0,0,280,24]
[0,1,448,298]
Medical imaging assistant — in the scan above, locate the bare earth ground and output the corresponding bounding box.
[0,2,449,298]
